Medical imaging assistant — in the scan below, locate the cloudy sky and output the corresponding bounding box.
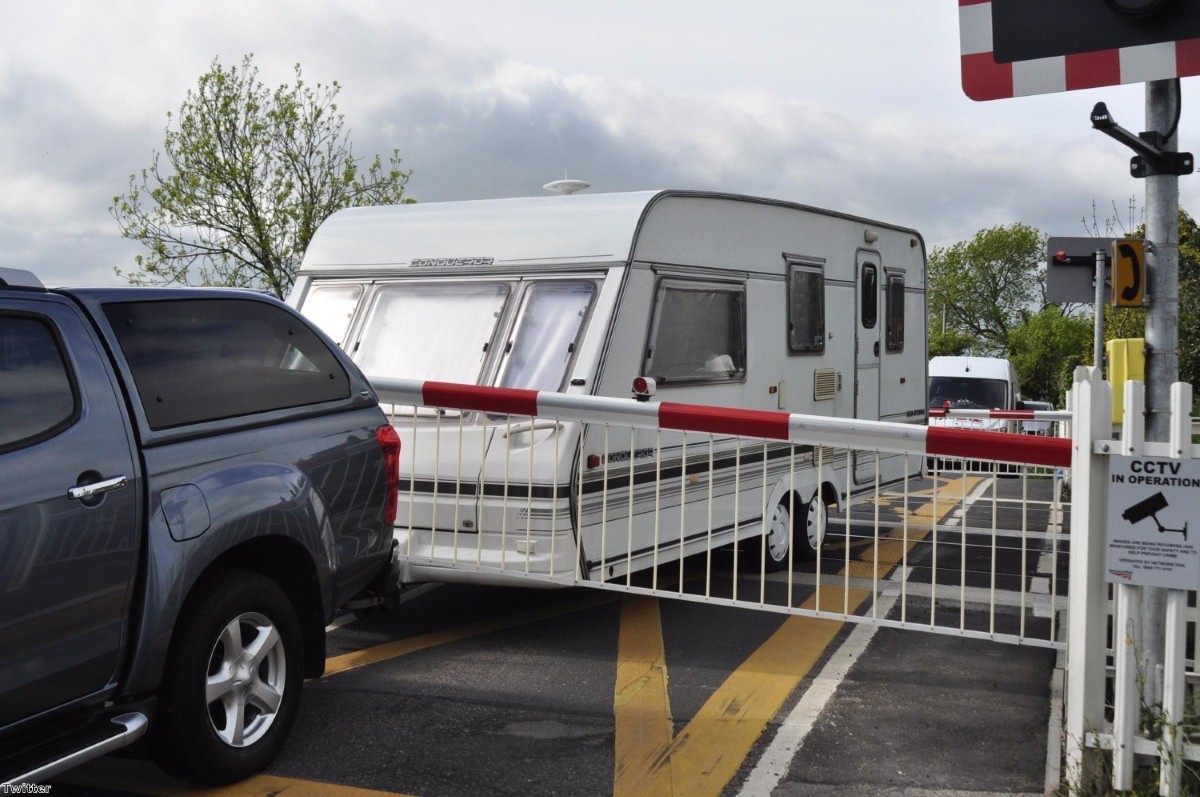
[2,1,1196,287]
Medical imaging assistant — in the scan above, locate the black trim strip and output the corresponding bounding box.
[583,517,763,571]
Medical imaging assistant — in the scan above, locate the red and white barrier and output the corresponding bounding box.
[372,377,1072,469]
[927,408,1070,422]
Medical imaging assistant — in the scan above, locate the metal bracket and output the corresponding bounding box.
[1091,102,1194,178]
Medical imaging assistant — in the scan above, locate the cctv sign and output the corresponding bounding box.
[1106,455,1200,588]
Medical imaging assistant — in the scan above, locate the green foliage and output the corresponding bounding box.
[1177,210,1200,393]
[927,222,1047,356]
[1008,307,1091,406]
[111,54,412,298]
[927,325,975,358]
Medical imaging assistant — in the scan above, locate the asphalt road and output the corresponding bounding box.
[52,473,1066,797]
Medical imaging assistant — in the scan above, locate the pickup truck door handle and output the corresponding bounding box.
[68,475,129,501]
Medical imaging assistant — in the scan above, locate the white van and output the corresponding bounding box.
[289,190,928,585]
[927,356,1021,432]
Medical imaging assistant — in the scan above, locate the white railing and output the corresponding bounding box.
[1065,368,1199,796]
[372,377,1071,649]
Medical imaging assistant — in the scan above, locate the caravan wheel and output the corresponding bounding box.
[759,491,826,571]
[798,491,827,560]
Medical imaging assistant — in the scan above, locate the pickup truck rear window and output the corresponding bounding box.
[105,298,350,430]
[0,315,77,451]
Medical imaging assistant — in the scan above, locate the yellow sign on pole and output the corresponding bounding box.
[1110,239,1145,307]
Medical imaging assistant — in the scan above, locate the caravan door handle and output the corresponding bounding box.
[873,341,880,357]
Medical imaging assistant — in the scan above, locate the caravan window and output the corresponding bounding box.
[498,281,595,392]
[786,260,825,354]
[300,282,364,347]
[860,262,878,329]
[644,280,745,384]
[885,272,905,352]
[353,282,509,385]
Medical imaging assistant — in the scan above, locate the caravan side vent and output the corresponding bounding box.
[813,368,839,401]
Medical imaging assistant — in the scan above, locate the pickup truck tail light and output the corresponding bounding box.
[375,424,401,526]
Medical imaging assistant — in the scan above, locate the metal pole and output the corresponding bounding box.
[1094,249,1106,372]
[1140,77,1181,720]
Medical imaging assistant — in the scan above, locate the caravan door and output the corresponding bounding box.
[475,279,598,575]
[854,251,882,484]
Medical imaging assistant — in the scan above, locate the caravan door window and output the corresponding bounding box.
[353,282,509,385]
[860,262,878,329]
[644,280,745,383]
[497,281,595,392]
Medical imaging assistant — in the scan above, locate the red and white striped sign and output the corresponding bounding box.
[374,377,1073,469]
[959,0,1200,101]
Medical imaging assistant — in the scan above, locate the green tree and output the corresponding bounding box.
[1007,307,1092,406]
[112,54,412,298]
[927,223,1046,356]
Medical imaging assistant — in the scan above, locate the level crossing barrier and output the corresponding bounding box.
[372,376,1071,653]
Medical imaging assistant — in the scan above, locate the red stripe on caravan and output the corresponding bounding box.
[422,381,540,417]
[926,428,1071,469]
[658,402,791,441]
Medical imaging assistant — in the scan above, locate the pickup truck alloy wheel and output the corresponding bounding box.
[206,609,286,747]
[149,569,303,785]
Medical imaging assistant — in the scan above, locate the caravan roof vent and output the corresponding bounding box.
[543,178,590,196]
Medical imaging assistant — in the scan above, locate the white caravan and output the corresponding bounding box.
[927,355,1022,432]
[289,190,928,585]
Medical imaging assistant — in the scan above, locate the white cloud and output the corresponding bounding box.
[0,1,1195,286]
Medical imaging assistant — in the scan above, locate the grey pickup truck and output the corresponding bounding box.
[0,269,400,786]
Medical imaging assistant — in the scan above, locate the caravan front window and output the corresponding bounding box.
[498,281,595,392]
[301,282,364,347]
[353,282,509,385]
[644,280,745,384]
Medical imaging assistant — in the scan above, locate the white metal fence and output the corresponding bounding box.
[1065,367,1200,796]
[372,376,1072,652]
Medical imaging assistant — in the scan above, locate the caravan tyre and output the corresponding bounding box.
[759,492,826,571]
[798,491,827,561]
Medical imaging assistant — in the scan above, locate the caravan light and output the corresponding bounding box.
[632,377,656,401]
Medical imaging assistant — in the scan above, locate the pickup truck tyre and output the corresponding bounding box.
[148,569,303,785]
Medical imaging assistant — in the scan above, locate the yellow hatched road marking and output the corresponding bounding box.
[613,474,979,797]
[323,590,618,677]
[613,596,674,795]
[57,756,413,796]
